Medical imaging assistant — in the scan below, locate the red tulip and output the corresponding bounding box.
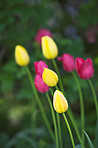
[58,53,75,72]
[34,61,48,77]
[34,75,49,93]
[76,57,94,79]
[35,29,52,45]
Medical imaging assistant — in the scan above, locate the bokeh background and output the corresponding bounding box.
[0,0,98,148]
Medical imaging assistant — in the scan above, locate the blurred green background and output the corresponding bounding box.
[0,0,98,148]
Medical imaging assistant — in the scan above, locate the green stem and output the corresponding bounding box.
[72,72,84,144]
[63,113,75,148]
[25,66,55,142]
[55,85,59,90]
[46,93,59,148]
[68,109,85,148]
[51,87,63,148]
[88,80,98,119]
[56,113,63,148]
[52,59,65,94]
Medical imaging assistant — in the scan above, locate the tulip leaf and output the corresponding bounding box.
[83,130,94,148]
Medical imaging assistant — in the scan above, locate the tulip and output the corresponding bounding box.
[35,28,52,45]
[15,45,30,66]
[41,36,58,59]
[34,75,49,93]
[58,53,75,72]
[53,90,68,113]
[34,61,48,77]
[76,57,94,79]
[42,68,58,87]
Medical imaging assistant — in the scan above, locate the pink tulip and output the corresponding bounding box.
[34,61,48,77]
[58,53,75,72]
[76,57,94,79]
[35,29,52,45]
[34,75,49,93]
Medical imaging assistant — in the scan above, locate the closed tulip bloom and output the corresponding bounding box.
[58,53,75,72]
[53,90,68,113]
[42,68,58,87]
[35,29,52,45]
[34,61,48,77]
[15,45,30,66]
[76,57,94,79]
[34,75,49,93]
[41,36,58,59]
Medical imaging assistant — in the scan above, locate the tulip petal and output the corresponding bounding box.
[34,61,48,77]
[35,29,52,45]
[41,36,58,59]
[80,58,94,79]
[34,75,49,93]
[53,90,68,113]
[76,57,85,75]
[42,68,58,87]
[15,45,30,66]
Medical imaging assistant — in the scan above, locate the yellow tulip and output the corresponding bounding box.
[41,36,58,59]
[15,45,30,66]
[42,68,58,87]
[53,90,68,113]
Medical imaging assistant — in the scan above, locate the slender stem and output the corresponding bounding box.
[88,80,98,120]
[50,88,54,95]
[25,66,55,142]
[63,113,75,148]
[51,87,63,148]
[46,93,59,148]
[55,85,59,90]
[67,109,85,148]
[52,59,65,94]
[56,113,63,148]
[72,71,84,144]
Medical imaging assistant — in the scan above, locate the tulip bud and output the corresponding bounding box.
[41,36,58,59]
[53,90,68,113]
[34,61,48,77]
[58,53,75,72]
[34,75,49,93]
[76,57,94,79]
[42,68,58,87]
[35,29,52,45]
[15,45,30,66]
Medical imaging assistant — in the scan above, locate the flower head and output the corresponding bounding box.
[35,29,52,45]
[34,61,48,77]
[58,53,75,72]
[34,75,49,93]
[41,36,58,59]
[53,90,68,113]
[15,45,30,66]
[42,68,58,87]
[76,57,94,79]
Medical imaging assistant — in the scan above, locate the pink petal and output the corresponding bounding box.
[34,75,49,93]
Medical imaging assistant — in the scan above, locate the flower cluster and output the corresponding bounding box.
[58,53,94,80]
[14,29,96,148]
[34,61,50,93]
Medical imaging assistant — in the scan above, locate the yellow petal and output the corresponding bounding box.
[41,36,58,59]
[53,90,68,113]
[42,68,58,87]
[15,45,30,66]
